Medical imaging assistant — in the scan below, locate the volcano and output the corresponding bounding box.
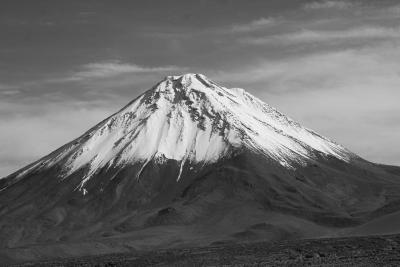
[1,73,400,262]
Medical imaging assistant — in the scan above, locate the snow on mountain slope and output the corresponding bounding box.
[9,73,352,189]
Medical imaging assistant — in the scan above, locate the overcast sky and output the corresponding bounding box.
[1,0,400,176]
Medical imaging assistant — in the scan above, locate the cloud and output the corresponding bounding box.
[241,26,400,45]
[304,0,355,10]
[231,17,275,32]
[377,4,400,18]
[0,84,21,97]
[67,60,183,81]
[0,90,20,96]
[217,43,400,94]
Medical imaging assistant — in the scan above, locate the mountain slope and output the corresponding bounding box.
[2,74,351,191]
[1,73,400,261]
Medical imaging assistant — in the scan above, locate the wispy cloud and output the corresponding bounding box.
[0,90,20,96]
[231,17,275,32]
[67,60,183,81]
[217,43,400,93]
[241,26,400,45]
[0,83,20,96]
[304,0,355,10]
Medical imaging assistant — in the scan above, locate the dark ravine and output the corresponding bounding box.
[1,74,400,263]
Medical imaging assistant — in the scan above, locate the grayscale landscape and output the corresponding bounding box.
[1,1,399,266]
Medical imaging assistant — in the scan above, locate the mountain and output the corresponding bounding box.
[1,73,400,262]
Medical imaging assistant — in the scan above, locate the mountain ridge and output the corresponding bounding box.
[2,73,353,192]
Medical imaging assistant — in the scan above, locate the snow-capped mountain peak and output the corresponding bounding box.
[11,73,351,188]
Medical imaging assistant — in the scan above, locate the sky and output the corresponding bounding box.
[1,0,400,177]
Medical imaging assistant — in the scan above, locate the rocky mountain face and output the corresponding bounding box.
[1,74,400,261]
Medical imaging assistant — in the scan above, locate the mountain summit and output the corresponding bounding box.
[5,73,350,192]
[1,74,400,261]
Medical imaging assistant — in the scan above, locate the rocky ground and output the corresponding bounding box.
[7,233,400,266]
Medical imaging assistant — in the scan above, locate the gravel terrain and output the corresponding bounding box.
[8,233,400,266]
